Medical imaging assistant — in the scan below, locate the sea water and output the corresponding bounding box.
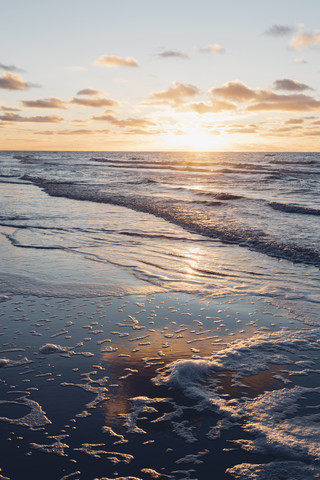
[0,151,319,479]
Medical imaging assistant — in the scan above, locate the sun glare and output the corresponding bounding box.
[165,128,230,152]
[185,131,223,151]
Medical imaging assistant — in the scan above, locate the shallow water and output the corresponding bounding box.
[0,151,319,479]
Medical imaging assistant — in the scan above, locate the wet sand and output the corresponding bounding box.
[0,291,319,479]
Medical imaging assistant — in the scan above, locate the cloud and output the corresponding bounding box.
[0,113,63,123]
[0,106,21,112]
[93,55,138,68]
[76,88,104,96]
[188,100,237,113]
[92,113,156,128]
[0,63,24,73]
[196,44,225,54]
[210,80,320,112]
[265,126,300,136]
[146,81,199,106]
[21,97,67,109]
[246,94,320,112]
[284,118,304,124]
[210,81,257,101]
[70,96,119,108]
[273,78,313,91]
[265,25,296,36]
[64,66,88,71]
[227,126,258,134]
[301,129,320,136]
[36,128,110,135]
[0,72,36,90]
[156,50,189,59]
[125,128,161,135]
[21,92,118,109]
[290,30,320,51]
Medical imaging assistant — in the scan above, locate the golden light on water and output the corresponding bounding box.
[183,245,203,276]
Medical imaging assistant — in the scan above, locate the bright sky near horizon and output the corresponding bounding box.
[1,0,320,151]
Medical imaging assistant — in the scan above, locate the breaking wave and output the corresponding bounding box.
[269,201,320,216]
[23,176,320,268]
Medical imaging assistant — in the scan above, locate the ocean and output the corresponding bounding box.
[0,151,319,479]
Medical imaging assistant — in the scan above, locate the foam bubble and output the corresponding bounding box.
[30,435,69,456]
[0,357,32,368]
[39,343,72,354]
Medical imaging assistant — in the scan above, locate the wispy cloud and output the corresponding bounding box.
[265,126,302,136]
[92,112,156,129]
[0,105,21,112]
[76,88,104,96]
[70,96,119,108]
[124,127,162,135]
[22,97,68,109]
[0,62,24,73]
[188,99,237,113]
[0,113,63,123]
[0,72,37,90]
[273,78,313,92]
[146,81,199,106]
[156,50,189,59]
[265,25,296,36]
[290,30,320,51]
[64,66,88,71]
[284,117,304,125]
[35,128,110,136]
[196,44,225,54]
[246,96,320,112]
[93,55,138,68]
[294,58,308,64]
[227,126,258,134]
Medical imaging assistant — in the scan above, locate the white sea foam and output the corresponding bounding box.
[207,418,236,440]
[74,444,133,463]
[120,396,168,434]
[0,396,51,429]
[61,374,109,409]
[0,473,10,480]
[0,356,31,368]
[59,472,81,480]
[175,450,209,465]
[39,343,72,354]
[172,420,197,443]
[93,477,142,480]
[102,425,128,444]
[153,328,320,391]
[39,343,94,358]
[152,327,320,462]
[226,460,320,479]
[140,469,175,479]
[30,435,69,456]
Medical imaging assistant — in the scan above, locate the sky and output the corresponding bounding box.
[0,0,320,151]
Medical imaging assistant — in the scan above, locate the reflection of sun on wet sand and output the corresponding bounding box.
[0,290,319,480]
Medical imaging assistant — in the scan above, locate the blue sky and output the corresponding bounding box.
[1,0,320,150]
